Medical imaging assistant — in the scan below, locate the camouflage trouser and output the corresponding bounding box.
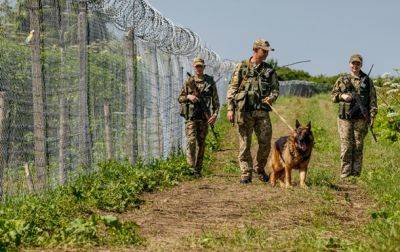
[237,110,272,179]
[185,120,208,172]
[337,118,368,176]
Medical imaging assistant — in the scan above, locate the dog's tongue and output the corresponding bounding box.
[300,143,307,151]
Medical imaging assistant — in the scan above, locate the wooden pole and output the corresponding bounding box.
[58,97,67,184]
[29,0,47,189]
[0,91,10,199]
[77,0,92,168]
[24,163,35,193]
[124,29,138,164]
[152,45,163,157]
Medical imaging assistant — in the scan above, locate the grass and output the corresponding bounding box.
[184,94,400,251]
[0,106,231,250]
[0,156,194,249]
[2,96,399,250]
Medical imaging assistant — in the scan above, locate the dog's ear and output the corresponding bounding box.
[307,121,311,130]
[295,119,301,129]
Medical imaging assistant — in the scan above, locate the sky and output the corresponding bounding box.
[148,0,400,77]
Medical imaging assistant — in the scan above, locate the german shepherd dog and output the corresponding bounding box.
[269,120,314,188]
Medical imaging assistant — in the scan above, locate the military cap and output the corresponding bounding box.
[193,57,205,67]
[253,39,275,51]
[349,54,363,64]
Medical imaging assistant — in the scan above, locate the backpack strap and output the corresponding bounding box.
[238,60,251,91]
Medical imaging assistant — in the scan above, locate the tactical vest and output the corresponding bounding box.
[180,74,214,121]
[338,73,371,120]
[235,60,275,112]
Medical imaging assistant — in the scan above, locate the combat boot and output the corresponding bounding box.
[240,177,252,184]
[340,173,351,179]
[193,167,202,179]
[193,171,202,179]
[257,171,269,183]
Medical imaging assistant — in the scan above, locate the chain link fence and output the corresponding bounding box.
[0,0,235,198]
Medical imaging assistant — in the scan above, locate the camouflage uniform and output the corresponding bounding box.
[331,54,378,177]
[226,40,279,181]
[178,58,220,174]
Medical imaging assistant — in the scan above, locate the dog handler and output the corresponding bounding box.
[226,39,280,184]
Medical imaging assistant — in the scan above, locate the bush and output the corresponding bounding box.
[373,71,400,142]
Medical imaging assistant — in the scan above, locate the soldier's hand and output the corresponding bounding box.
[227,111,235,123]
[341,93,352,102]
[262,97,272,105]
[187,94,199,103]
[370,117,375,127]
[208,114,217,125]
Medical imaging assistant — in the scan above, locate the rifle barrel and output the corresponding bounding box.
[280,60,311,68]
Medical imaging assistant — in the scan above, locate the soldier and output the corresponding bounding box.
[178,57,220,177]
[226,39,279,184]
[331,54,378,178]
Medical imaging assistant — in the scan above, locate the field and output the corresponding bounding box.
[1,94,399,251]
[122,94,400,251]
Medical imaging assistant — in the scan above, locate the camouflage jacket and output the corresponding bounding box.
[331,71,378,119]
[178,74,220,120]
[226,58,279,111]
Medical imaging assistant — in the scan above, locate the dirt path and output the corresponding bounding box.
[121,97,375,251]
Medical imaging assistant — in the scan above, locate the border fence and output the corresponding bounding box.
[0,0,235,198]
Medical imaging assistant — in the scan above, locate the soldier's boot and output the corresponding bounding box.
[240,169,252,184]
[193,167,202,178]
[240,177,252,184]
[340,161,353,179]
[340,173,350,179]
[257,171,269,183]
[352,160,362,177]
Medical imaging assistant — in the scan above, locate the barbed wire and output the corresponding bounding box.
[0,0,236,197]
[90,0,233,68]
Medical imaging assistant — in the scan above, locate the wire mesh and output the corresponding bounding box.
[0,0,235,197]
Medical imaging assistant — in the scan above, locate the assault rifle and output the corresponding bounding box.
[348,65,378,142]
[279,60,311,68]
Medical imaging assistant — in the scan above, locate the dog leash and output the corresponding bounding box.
[265,101,294,131]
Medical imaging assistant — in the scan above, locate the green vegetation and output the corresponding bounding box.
[0,156,195,249]
[2,2,399,250]
[185,94,400,251]
[266,59,340,93]
[0,105,230,249]
[373,71,400,142]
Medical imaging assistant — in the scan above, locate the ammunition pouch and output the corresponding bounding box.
[338,101,352,120]
[259,81,272,112]
[180,102,189,120]
[246,90,260,111]
[180,102,202,120]
[234,91,247,124]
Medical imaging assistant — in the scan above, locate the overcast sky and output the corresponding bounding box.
[148,0,400,76]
